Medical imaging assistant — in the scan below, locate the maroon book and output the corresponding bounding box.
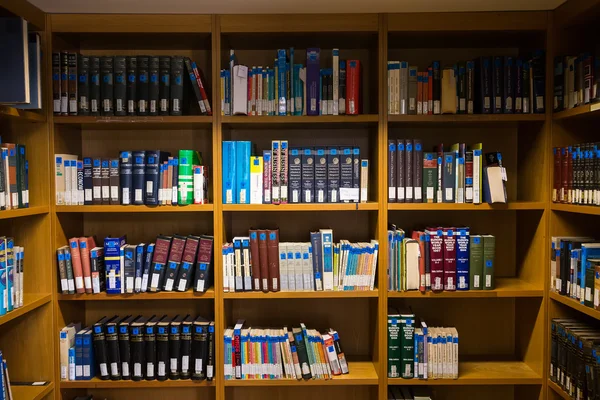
[425,227,444,292]
[443,228,457,291]
[249,229,261,291]
[175,235,200,292]
[258,230,269,292]
[163,235,186,291]
[266,229,280,292]
[194,235,213,292]
[149,235,172,292]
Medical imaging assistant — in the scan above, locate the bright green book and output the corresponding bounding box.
[177,150,202,205]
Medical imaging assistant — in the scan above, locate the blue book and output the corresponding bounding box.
[294,64,303,115]
[119,151,133,205]
[141,243,155,292]
[321,229,333,291]
[492,56,503,114]
[580,243,600,304]
[132,151,146,205]
[0,238,5,316]
[277,49,287,115]
[224,70,231,116]
[104,236,127,294]
[82,329,93,380]
[75,329,84,380]
[135,244,146,293]
[171,157,178,205]
[310,232,323,291]
[0,18,29,103]
[144,150,170,205]
[6,238,13,312]
[14,33,41,109]
[456,228,470,290]
[222,141,237,204]
[235,141,251,204]
[83,158,93,205]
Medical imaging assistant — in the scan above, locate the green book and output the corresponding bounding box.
[422,152,437,203]
[469,235,483,290]
[300,323,316,378]
[400,311,415,379]
[177,150,202,205]
[292,327,312,379]
[387,308,401,378]
[483,234,496,290]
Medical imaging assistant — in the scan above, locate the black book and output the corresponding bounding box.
[118,315,135,380]
[504,56,515,114]
[113,56,126,116]
[90,247,105,293]
[169,315,184,380]
[149,56,160,116]
[432,61,441,115]
[184,57,206,115]
[289,148,302,203]
[291,327,312,379]
[52,52,61,115]
[92,316,110,380]
[137,56,150,115]
[123,245,136,294]
[89,57,101,116]
[492,56,503,114]
[207,321,215,381]
[60,52,68,115]
[144,150,169,205]
[101,159,110,205]
[92,158,102,205]
[523,61,531,113]
[132,151,146,205]
[83,157,93,205]
[531,50,546,114]
[477,57,492,114]
[171,157,179,205]
[120,151,133,205]
[554,56,564,112]
[458,63,466,114]
[100,56,114,116]
[192,317,209,380]
[156,315,170,381]
[144,315,159,381]
[170,56,184,116]
[301,148,315,203]
[68,52,78,115]
[159,56,171,116]
[126,56,137,116]
[130,316,147,381]
[327,147,340,203]
[105,316,121,380]
[78,55,90,116]
[180,315,193,380]
[109,159,120,205]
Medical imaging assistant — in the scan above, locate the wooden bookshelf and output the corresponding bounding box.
[551,203,600,216]
[55,204,214,213]
[0,205,49,220]
[57,289,215,301]
[552,103,600,120]
[388,278,542,298]
[0,105,46,123]
[222,203,378,212]
[548,379,570,400]
[223,290,378,299]
[388,201,545,211]
[548,291,600,320]
[0,293,51,327]
[388,114,546,124]
[11,383,55,400]
[60,378,215,388]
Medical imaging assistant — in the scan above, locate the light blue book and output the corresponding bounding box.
[222,141,236,204]
[235,141,251,204]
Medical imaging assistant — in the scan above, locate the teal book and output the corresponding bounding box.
[387,308,401,378]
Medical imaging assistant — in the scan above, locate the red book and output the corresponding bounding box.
[68,237,84,293]
[425,228,444,292]
[443,228,457,291]
[191,62,212,115]
[194,235,213,293]
[553,147,561,202]
[266,229,280,292]
[428,67,433,115]
[258,230,269,292]
[465,152,474,203]
[346,60,360,115]
[149,235,172,292]
[412,231,426,292]
[79,236,96,293]
[162,161,169,205]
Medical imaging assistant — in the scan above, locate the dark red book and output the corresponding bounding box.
[175,235,200,292]
[443,228,457,291]
[553,147,561,203]
[163,235,186,291]
[561,147,569,203]
[266,229,280,292]
[149,235,172,292]
[194,235,213,293]
[425,227,444,292]
[258,230,269,292]
[346,60,360,115]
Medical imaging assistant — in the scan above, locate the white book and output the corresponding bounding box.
[360,160,369,203]
[473,148,482,204]
[293,243,303,291]
[227,245,235,292]
[286,245,295,291]
[193,166,207,204]
[232,65,248,115]
[301,243,312,292]
[251,66,257,115]
[279,243,289,291]
[232,238,243,291]
[70,159,78,206]
[320,229,334,291]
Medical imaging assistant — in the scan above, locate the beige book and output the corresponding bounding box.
[441,68,457,114]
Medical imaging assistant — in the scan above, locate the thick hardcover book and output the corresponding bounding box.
[163,235,186,291]
[78,55,90,115]
[179,150,201,205]
[400,312,415,379]
[168,315,183,380]
[194,235,214,293]
[301,148,315,203]
[145,151,169,205]
[101,159,110,204]
[443,228,457,291]
[280,141,289,203]
[388,140,396,203]
[387,311,401,378]
[92,317,110,380]
[408,66,418,114]
[60,52,68,115]
[105,317,121,380]
[443,152,455,203]
[515,59,524,113]
[271,141,280,204]
[482,235,495,290]
[137,56,149,115]
[113,56,126,116]
[523,61,531,113]
[492,56,503,114]
[79,237,96,293]
[118,315,135,380]
[126,56,137,115]
[109,159,120,205]
[423,152,437,203]
[346,60,360,115]
[432,61,441,114]
[466,60,475,114]
[83,158,93,205]
[105,236,126,294]
[397,140,406,202]
[100,56,114,116]
[263,150,272,204]
[123,245,136,293]
[327,148,340,203]
[192,317,210,380]
[69,238,85,294]
[503,56,515,113]
[120,151,133,205]
[465,151,474,203]
[405,139,414,202]
[149,56,160,116]
[53,53,61,114]
[185,57,206,115]
[340,147,354,203]
[426,228,444,292]
[148,236,172,292]
[352,147,361,203]
[457,63,466,113]
[144,316,159,380]
[414,140,423,202]
[68,53,78,115]
[170,57,184,116]
[133,244,145,293]
[554,57,564,112]
[180,316,193,379]
[159,56,171,116]
[315,148,328,203]
[174,236,199,292]
[531,51,546,113]
[477,57,492,114]
[289,148,302,203]
[306,48,320,116]
[92,158,101,205]
[292,327,312,379]
[249,230,261,290]
[132,151,146,205]
[553,147,561,202]
[91,246,106,293]
[192,61,211,115]
[155,316,170,381]
[266,229,280,292]
[88,56,100,115]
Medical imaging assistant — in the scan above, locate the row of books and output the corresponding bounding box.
[0,352,12,400]
[60,315,215,382]
[388,387,432,400]
[55,150,208,206]
[0,143,29,211]
[388,309,458,380]
[388,141,492,204]
[552,143,600,206]
[550,236,600,307]
[57,234,214,295]
[0,18,42,109]
[52,53,212,116]
[223,228,378,293]
[224,320,348,380]
[554,54,600,112]
[550,317,600,399]
[223,140,369,204]
[388,227,496,292]
[388,54,546,115]
[0,238,24,316]
[223,48,361,116]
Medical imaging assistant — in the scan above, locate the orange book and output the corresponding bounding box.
[79,236,97,293]
[69,237,84,293]
[412,231,427,292]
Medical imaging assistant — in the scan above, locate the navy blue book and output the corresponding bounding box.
[289,148,302,203]
[120,151,133,205]
[310,232,323,291]
[135,244,146,293]
[144,150,170,205]
[75,329,84,380]
[142,243,155,292]
[171,157,179,205]
[83,157,93,205]
[14,33,41,110]
[477,57,492,114]
[492,56,503,114]
[132,151,146,205]
[82,328,95,380]
[503,56,514,114]
[0,17,29,104]
[531,50,546,114]
[301,148,314,203]
[327,147,340,203]
[89,57,100,116]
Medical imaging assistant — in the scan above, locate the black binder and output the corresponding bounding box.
[119,151,133,205]
[89,57,101,116]
[132,151,146,205]
[169,315,183,380]
[137,56,149,116]
[159,56,171,116]
[170,56,184,116]
[126,56,137,116]
[144,315,159,381]
[118,315,135,380]
[113,56,126,116]
[180,315,193,380]
[105,316,121,380]
[78,55,90,115]
[130,316,147,381]
[156,316,170,381]
[92,316,110,380]
[149,56,160,116]
[192,316,209,380]
[100,56,114,116]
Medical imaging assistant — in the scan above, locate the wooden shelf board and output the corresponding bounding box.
[220,14,378,33]
[0,206,49,220]
[548,379,571,400]
[388,278,542,298]
[0,106,46,123]
[224,361,378,386]
[553,103,600,120]
[223,203,378,212]
[223,290,378,299]
[388,114,545,124]
[55,204,213,213]
[549,291,600,320]
[11,382,54,400]
[388,202,544,211]
[221,115,378,127]
[388,361,541,385]
[58,289,215,301]
[59,377,214,388]
[53,115,212,129]
[0,294,51,327]
[50,14,212,33]
[551,203,600,216]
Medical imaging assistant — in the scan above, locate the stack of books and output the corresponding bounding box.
[223,48,362,116]
[57,234,213,295]
[223,140,369,204]
[387,226,496,292]
[552,143,600,206]
[53,53,211,116]
[224,320,349,380]
[554,53,600,112]
[0,143,29,211]
[0,351,13,398]
[54,150,208,206]
[0,237,24,316]
[223,228,378,293]
[60,315,215,381]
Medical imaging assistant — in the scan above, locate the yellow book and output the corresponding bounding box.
[249,156,263,204]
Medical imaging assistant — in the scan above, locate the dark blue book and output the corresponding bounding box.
[171,157,179,205]
[135,244,146,293]
[315,147,327,203]
[301,148,314,203]
[142,243,155,292]
[89,57,100,116]
[144,150,169,205]
[82,329,94,380]
[340,147,353,203]
[113,56,126,116]
[352,147,360,203]
[492,56,503,114]
[503,56,514,114]
[132,151,146,205]
[553,56,564,112]
[289,148,302,203]
[310,232,323,291]
[149,57,160,116]
[77,54,90,115]
[456,228,470,291]
[120,151,133,205]
[14,33,41,110]
[75,329,84,380]
[124,245,136,293]
[531,50,546,114]
[327,148,340,203]
[477,57,492,114]
[126,56,137,116]
[0,17,29,103]
[442,151,455,203]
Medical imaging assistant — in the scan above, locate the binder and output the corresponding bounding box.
[92,317,110,380]
[100,56,114,116]
[159,56,171,115]
[163,235,186,291]
[119,151,133,205]
[149,56,160,116]
[137,56,149,115]
[170,56,184,116]
[156,316,170,381]
[77,55,90,115]
[89,57,100,115]
[194,235,214,293]
[222,141,236,204]
[175,235,200,292]
[126,56,137,115]
[132,151,146,205]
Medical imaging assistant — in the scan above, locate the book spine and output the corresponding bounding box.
[405,139,414,202]
[263,150,272,204]
[397,140,405,202]
[120,151,133,205]
[280,141,289,204]
[307,48,320,116]
[126,56,137,115]
[492,56,503,114]
[483,235,496,290]
[315,148,327,203]
[149,57,160,116]
[327,148,340,203]
[68,53,78,115]
[456,229,470,290]
[159,56,171,115]
[100,56,114,116]
[289,149,302,203]
[272,141,281,204]
[414,140,423,202]
[428,230,444,292]
[78,55,90,115]
[301,148,314,203]
[53,53,61,114]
